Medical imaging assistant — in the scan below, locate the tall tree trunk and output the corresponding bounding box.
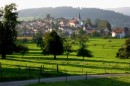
[54,54,56,60]
[67,53,68,59]
[83,56,84,61]
[2,53,6,59]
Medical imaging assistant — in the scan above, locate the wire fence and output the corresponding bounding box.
[0,61,130,82]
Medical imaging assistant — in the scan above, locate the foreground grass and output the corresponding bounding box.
[26,76,130,86]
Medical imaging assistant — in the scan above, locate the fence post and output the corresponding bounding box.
[38,66,42,83]
[82,69,83,74]
[115,62,117,66]
[86,71,88,79]
[26,64,28,74]
[28,67,30,77]
[26,64,27,70]
[65,70,67,82]
[18,65,21,79]
[40,65,42,74]
[105,68,106,74]
[0,63,2,79]
[57,64,59,73]
[42,65,44,72]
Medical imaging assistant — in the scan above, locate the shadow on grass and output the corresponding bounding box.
[7,55,129,65]
[0,67,69,82]
[27,77,130,86]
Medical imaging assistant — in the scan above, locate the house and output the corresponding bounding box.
[124,27,130,37]
[68,13,83,28]
[68,18,79,27]
[112,28,125,38]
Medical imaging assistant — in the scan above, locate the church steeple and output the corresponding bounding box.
[78,12,81,20]
[78,12,83,27]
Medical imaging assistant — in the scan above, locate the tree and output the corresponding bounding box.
[46,14,51,20]
[106,22,111,32]
[63,37,72,59]
[32,31,44,49]
[77,44,93,60]
[116,38,130,59]
[0,3,18,59]
[84,18,93,27]
[43,31,63,59]
[124,38,130,58]
[95,19,111,31]
[15,44,29,58]
[77,33,88,47]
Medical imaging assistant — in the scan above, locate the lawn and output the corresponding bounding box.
[26,75,130,86]
[0,38,130,81]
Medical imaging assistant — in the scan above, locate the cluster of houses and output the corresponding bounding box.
[112,27,130,38]
[18,14,130,38]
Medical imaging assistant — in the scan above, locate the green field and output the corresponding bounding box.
[26,76,130,86]
[0,38,130,81]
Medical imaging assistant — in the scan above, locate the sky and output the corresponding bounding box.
[0,0,130,10]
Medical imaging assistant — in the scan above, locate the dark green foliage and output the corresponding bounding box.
[77,45,93,60]
[106,22,112,35]
[78,28,86,36]
[116,38,130,59]
[70,32,76,40]
[22,38,28,43]
[32,31,44,49]
[43,31,63,59]
[84,18,93,27]
[63,37,72,59]
[116,48,126,58]
[77,34,88,47]
[95,19,111,36]
[90,31,101,37]
[0,3,18,59]
[15,44,29,58]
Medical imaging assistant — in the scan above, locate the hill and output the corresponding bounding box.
[18,7,130,27]
[106,7,130,16]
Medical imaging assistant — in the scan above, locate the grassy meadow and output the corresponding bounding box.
[0,38,130,81]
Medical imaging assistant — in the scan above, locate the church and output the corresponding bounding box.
[68,13,83,28]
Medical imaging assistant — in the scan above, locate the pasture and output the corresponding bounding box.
[0,38,130,81]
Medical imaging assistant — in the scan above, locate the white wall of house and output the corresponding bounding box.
[69,23,75,27]
[112,32,116,37]
[112,32,125,38]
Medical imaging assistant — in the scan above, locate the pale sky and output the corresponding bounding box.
[0,0,130,10]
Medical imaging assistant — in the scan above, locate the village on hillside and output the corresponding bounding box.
[17,14,130,38]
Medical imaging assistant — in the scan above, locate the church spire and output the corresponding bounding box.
[78,12,81,20]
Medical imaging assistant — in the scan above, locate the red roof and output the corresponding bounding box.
[113,28,124,33]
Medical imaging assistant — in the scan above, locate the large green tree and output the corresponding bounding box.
[0,3,18,59]
[32,31,44,49]
[43,31,63,59]
[116,38,130,59]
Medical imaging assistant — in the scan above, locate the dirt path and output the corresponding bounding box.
[0,73,129,86]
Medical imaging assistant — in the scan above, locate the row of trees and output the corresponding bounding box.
[33,30,93,60]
